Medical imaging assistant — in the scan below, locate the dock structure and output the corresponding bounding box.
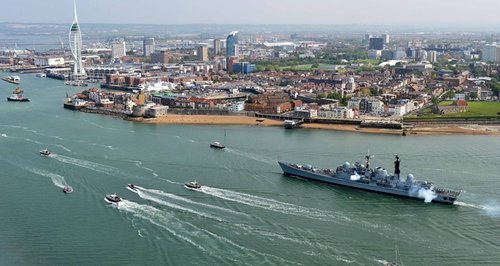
[283,119,304,129]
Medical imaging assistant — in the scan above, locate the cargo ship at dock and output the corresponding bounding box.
[278,155,461,204]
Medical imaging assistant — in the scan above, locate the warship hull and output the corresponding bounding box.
[278,161,458,204]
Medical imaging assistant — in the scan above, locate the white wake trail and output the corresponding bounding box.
[138,186,247,217]
[199,186,351,223]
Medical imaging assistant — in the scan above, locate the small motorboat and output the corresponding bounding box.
[184,181,202,189]
[210,141,225,149]
[63,186,73,194]
[104,194,121,203]
[127,184,137,191]
[40,149,51,156]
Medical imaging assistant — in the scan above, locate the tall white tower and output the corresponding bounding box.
[69,0,85,79]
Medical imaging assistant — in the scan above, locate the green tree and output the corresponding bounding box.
[431,96,439,105]
[327,92,342,100]
[489,78,500,97]
[444,90,456,100]
[469,92,478,100]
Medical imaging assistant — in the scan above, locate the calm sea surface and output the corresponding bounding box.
[1,74,499,265]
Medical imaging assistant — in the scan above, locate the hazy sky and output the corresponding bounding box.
[4,0,500,26]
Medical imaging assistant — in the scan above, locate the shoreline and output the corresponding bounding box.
[127,114,500,136]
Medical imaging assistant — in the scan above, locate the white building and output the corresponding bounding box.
[382,34,390,44]
[319,107,355,119]
[111,42,126,59]
[427,51,438,63]
[347,98,361,110]
[34,57,65,67]
[227,101,245,112]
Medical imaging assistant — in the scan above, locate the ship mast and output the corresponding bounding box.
[394,155,401,178]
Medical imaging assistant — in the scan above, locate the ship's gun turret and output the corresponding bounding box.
[374,167,388,180]
[406,174,414,185]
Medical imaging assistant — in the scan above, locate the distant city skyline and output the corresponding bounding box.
[3,0,500,28]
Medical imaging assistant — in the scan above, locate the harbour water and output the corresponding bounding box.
[1,74,500,265]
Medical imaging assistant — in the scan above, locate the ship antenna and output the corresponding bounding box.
[365,150,373,169]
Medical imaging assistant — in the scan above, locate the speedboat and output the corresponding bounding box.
[127,184,137,191]
[63,186,73,194]
[40,149,51,156]
[104,194,121,203]
[184,181,202,189]
[210,141,225,149]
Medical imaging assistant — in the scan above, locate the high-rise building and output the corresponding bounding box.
[69,0,85,79]
[428,51,438,63]
[197,46,208,62]
[143,38,155,57]
[382,34,390,44]
[226,31,239,57]
[369,38,385,50]
[364,34,372,44]
[482,44,500,63]
[213,39,221,56]
[111,42,126,59]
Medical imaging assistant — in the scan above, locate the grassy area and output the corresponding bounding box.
[279,64,313,71]
[352,59,380,65]
[408,101,500,119]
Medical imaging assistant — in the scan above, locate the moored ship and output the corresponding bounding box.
[278,154,461,204]
[1,75,20,84]
[64,96,88,110]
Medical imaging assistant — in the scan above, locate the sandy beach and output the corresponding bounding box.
[130,114,500,136]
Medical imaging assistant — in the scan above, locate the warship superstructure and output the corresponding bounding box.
[278,154,461,204]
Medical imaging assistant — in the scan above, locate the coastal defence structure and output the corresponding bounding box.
[69,0,86,80]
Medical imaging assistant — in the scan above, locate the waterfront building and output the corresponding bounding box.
[143,38,155,57]
[69,0,86,79]
[369,37,385,50]
[34,57,65,67]
[226,31,239,57]
[213,39,221,55]
[111,42,126,59]
[197,46,208,62]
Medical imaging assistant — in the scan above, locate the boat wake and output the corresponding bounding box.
[24,166,69,189]
[52,154,123,176]
[54,144,72,153]
[132,188,224,221]
[198,186,351,223]
[115,199,300,265]
[130,160,158,177]
[224,148,276,165]
[131,185,247,217]
[174,135,196,143]
[0,125,65,141]
[455,201,500,217]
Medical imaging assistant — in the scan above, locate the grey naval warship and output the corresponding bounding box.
[278,155,461,204]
